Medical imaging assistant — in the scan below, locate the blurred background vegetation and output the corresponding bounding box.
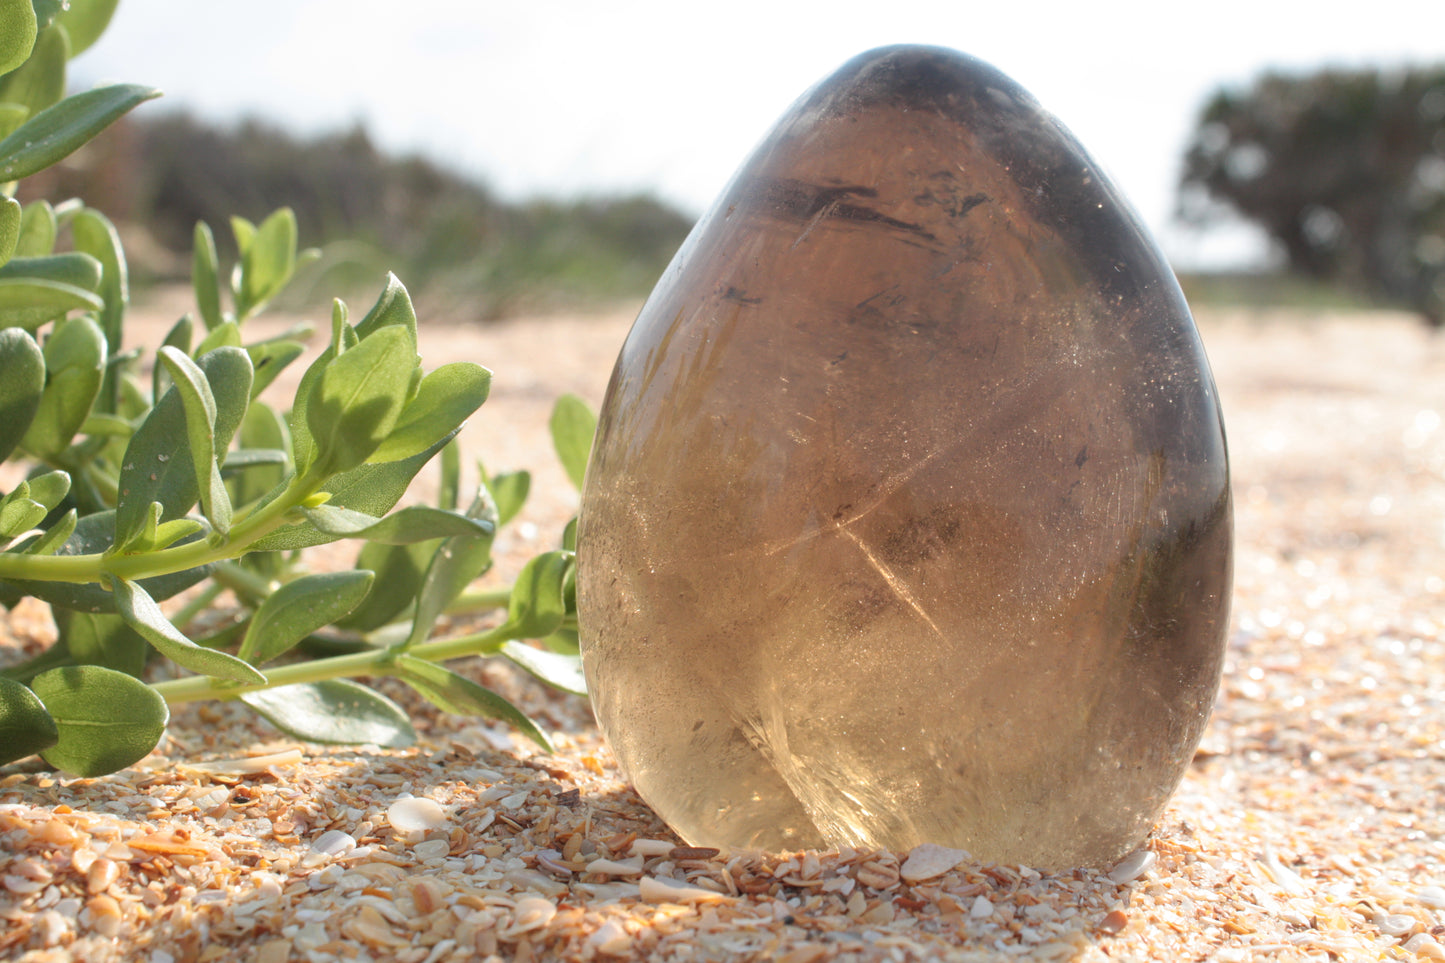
[16,111,695,321]
[17,58,1445,325]
[1178,63,1445,325]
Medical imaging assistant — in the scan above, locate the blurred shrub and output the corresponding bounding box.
[1179,65,1445,325]
[1177,270,1380,313]
[18,111,695,319]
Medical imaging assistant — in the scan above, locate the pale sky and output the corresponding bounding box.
[77,0,1445,269]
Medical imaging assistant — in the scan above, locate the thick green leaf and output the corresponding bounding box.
[285,341,334,476]
[15,198,55,256]
[560,515,578,552]
[110,576,265,684]
[0,194,18,266]
[119,512,202,555]
[54,0,117,57]
[0,21,68,117]
[114,348,251,547]
[31,665,167,776]
[285,302,361,476]
[191,220,222,329]
[549,394,597,491]
[151,517,204,551]
[54,610,146,677]
[126,499,162,552]
[331,297,351,339]
[20,313,104,458]
[0,0,36,76]
[0,488,44,537]
[288,504,374,535]
[230,215,255,256]
[486,469,530,527]
[393,655,551,751]
[306,325,416,477]
[0,510,211,612]
[246,338,305,399]
[405,356,422,409]
[0,325,43,462]
[247,430,459,552]
[300,503,492,544]
[501,641,587,696]
[503,550,573,640]
[0,675,57,767]
[22,505,73,555]
[151,314,193,401]
[199,347,254,459]
[236,207,296,319]
[70,208,128,356]
[337,540,434,632]
[194,319,240,358]
[0,251,101,288]
[231,401,288,509]
[368,362,491,464]
[161,312,193,353]
[403,492,499,649]
[113,381,196,545]
[0,83,159,182]
[354,271,417,341]
[241,680,414,748]
[0,276,102,329]
[236,570,373,666]
[24,469,69,509]
[157,346,231,534]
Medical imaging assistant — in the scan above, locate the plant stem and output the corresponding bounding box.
[0,474,313,584]
[151,623,514,706]
[445,585,512,615]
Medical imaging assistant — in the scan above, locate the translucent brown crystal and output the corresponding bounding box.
[576,45,1232,869]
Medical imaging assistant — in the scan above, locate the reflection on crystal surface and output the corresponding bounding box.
[577,45,1232,869]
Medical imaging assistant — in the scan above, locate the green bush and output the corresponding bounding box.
[0,0,588,777]
[1180,64,1445,324]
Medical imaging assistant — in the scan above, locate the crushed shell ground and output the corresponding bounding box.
[2,297,1443,962]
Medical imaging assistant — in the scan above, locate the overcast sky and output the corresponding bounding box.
[77,0,1445,269]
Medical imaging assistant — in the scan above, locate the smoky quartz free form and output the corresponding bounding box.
[577,45,1231,869]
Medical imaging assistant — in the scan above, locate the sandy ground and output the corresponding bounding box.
[1,294,1443,962]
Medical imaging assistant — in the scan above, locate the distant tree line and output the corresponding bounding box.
[19,112,695,319]
[33,75,1445,324]
[1179,64,1445,325]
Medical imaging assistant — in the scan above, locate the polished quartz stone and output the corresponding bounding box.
[576,45,1232,869]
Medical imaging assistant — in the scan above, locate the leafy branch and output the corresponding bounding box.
[0,0,595,778]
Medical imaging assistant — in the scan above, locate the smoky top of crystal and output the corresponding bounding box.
[773,44,1184,309]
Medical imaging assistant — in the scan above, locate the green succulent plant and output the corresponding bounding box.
[0,0,589,777]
